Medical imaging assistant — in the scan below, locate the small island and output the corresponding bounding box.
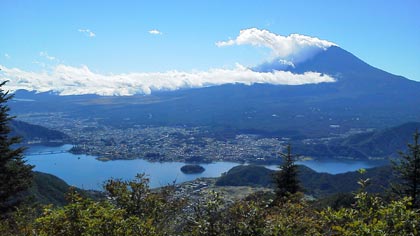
[180,164,205,174]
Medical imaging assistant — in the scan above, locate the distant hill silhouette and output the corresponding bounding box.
[10,120,69,144]
[293,122,420,160]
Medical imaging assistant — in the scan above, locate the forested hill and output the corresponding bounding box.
[216,165,394,197]
[10,120,69,144]
[25,172,102,206]
[29,171,77,206]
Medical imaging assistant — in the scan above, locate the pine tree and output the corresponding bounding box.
[274,144,301,199]
[392,130,420,208]
[0,81,33,213]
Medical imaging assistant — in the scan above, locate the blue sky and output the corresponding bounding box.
[0,0,419,89]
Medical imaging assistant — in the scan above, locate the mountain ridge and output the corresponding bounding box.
[10,46,420,137]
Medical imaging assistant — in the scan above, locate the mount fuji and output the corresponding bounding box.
[11,46,420,138]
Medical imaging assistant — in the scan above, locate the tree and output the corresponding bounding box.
[392,130,420,208]
[274,144,301,200]
[0,81,33,213]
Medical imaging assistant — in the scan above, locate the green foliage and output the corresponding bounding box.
[0,81,33,213]
[187,191,323,236]
[274,145,301,200]
[0,205,38,236]
[1,171,419,235]
[321,169,420,235]
[267,194,323,236]
[392,130,420,208]
[34,189,151,236]
[187,190,270,236]
[224,199,269,236]
[1,175,185,235]
[187,191,227,236]
[321,193,420,235]
[103,173,185,230]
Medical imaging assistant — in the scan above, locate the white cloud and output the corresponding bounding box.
[39,51,56,61]
[32,61,46,68]
[0,29,338,96]
[78,29,96,38]
[148,29,162,35]
[0,64,335,96]
[216,28,336,65]
[4,53,10,59]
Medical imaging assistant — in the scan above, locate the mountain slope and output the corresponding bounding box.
[289,46,420,97]
[10,46,420,138]
[337,122,420,157]
[10,120,69,144]
[27,172,102,206]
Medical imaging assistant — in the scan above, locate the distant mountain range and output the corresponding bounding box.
[10,46,420,138]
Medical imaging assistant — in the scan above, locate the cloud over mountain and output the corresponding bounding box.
[0,29,338,96]
[0,64,334,96]
[217,28,336,66]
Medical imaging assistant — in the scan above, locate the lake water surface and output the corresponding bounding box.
[26,145,386,190]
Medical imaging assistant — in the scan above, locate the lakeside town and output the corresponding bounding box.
[17,112,289,163]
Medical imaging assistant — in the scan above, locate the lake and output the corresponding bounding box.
[26,144,386,190]
[296,158,384,174]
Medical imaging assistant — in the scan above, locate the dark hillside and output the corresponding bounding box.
[10,120,69,144]
[216,165,394,198]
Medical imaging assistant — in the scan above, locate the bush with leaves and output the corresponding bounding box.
[187,191,322,236]
[0,205,38,236]
[32,174,185,236]
[104,173,185,232]
[187,191,227,236]
[34,188,153,236]
[265,193,323,236]
[224,199,269,236]
[321,169,420,235]
[321,193,420,235]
